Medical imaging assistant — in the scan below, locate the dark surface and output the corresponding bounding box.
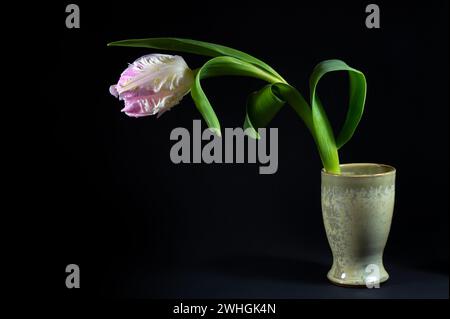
[27,0,449,299]
[97,256,448,299]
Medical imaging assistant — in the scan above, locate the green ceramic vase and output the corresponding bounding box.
[321,163,396,287]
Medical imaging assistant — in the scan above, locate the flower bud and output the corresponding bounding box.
[110,54,194,117]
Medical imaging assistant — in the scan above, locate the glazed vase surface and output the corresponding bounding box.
[321,163,396,286]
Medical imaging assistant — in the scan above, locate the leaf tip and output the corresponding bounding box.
[243,126,260,139]
[209,127,222,137]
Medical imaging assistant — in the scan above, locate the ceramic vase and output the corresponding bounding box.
[321,163,396,287]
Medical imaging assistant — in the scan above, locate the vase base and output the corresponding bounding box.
[327,272,389,288]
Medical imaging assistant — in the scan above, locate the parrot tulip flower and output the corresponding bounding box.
[109,54,194,117]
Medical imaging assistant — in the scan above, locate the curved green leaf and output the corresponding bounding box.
[309,59,367,173]
[192,56,284,136]
[310,59,367,149]
[244,84,286,139]
[244,83,315,139]
[108,37,286,83]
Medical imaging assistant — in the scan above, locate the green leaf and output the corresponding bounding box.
[108,37,286,83]
[309,59,367,149]
[192,56,286,136]
[244,83,315,140]
[244,84,286,139]
[309,59,367,173]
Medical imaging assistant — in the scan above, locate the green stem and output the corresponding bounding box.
[275,83,341,174]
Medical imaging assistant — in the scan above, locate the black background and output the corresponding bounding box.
[30,0,448,299]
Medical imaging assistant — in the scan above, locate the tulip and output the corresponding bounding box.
[109,38,367,174]
[109,54,194,117]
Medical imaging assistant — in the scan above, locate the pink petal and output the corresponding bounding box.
[120,88,171,117]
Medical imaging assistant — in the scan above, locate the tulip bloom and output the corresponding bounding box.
[110,54,194,117]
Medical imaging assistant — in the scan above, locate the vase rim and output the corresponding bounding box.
[322,163,396,177]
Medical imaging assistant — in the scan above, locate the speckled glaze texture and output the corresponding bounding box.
[321,163,396,286]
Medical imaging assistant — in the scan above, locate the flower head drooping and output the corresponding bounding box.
[109,54,194,117]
